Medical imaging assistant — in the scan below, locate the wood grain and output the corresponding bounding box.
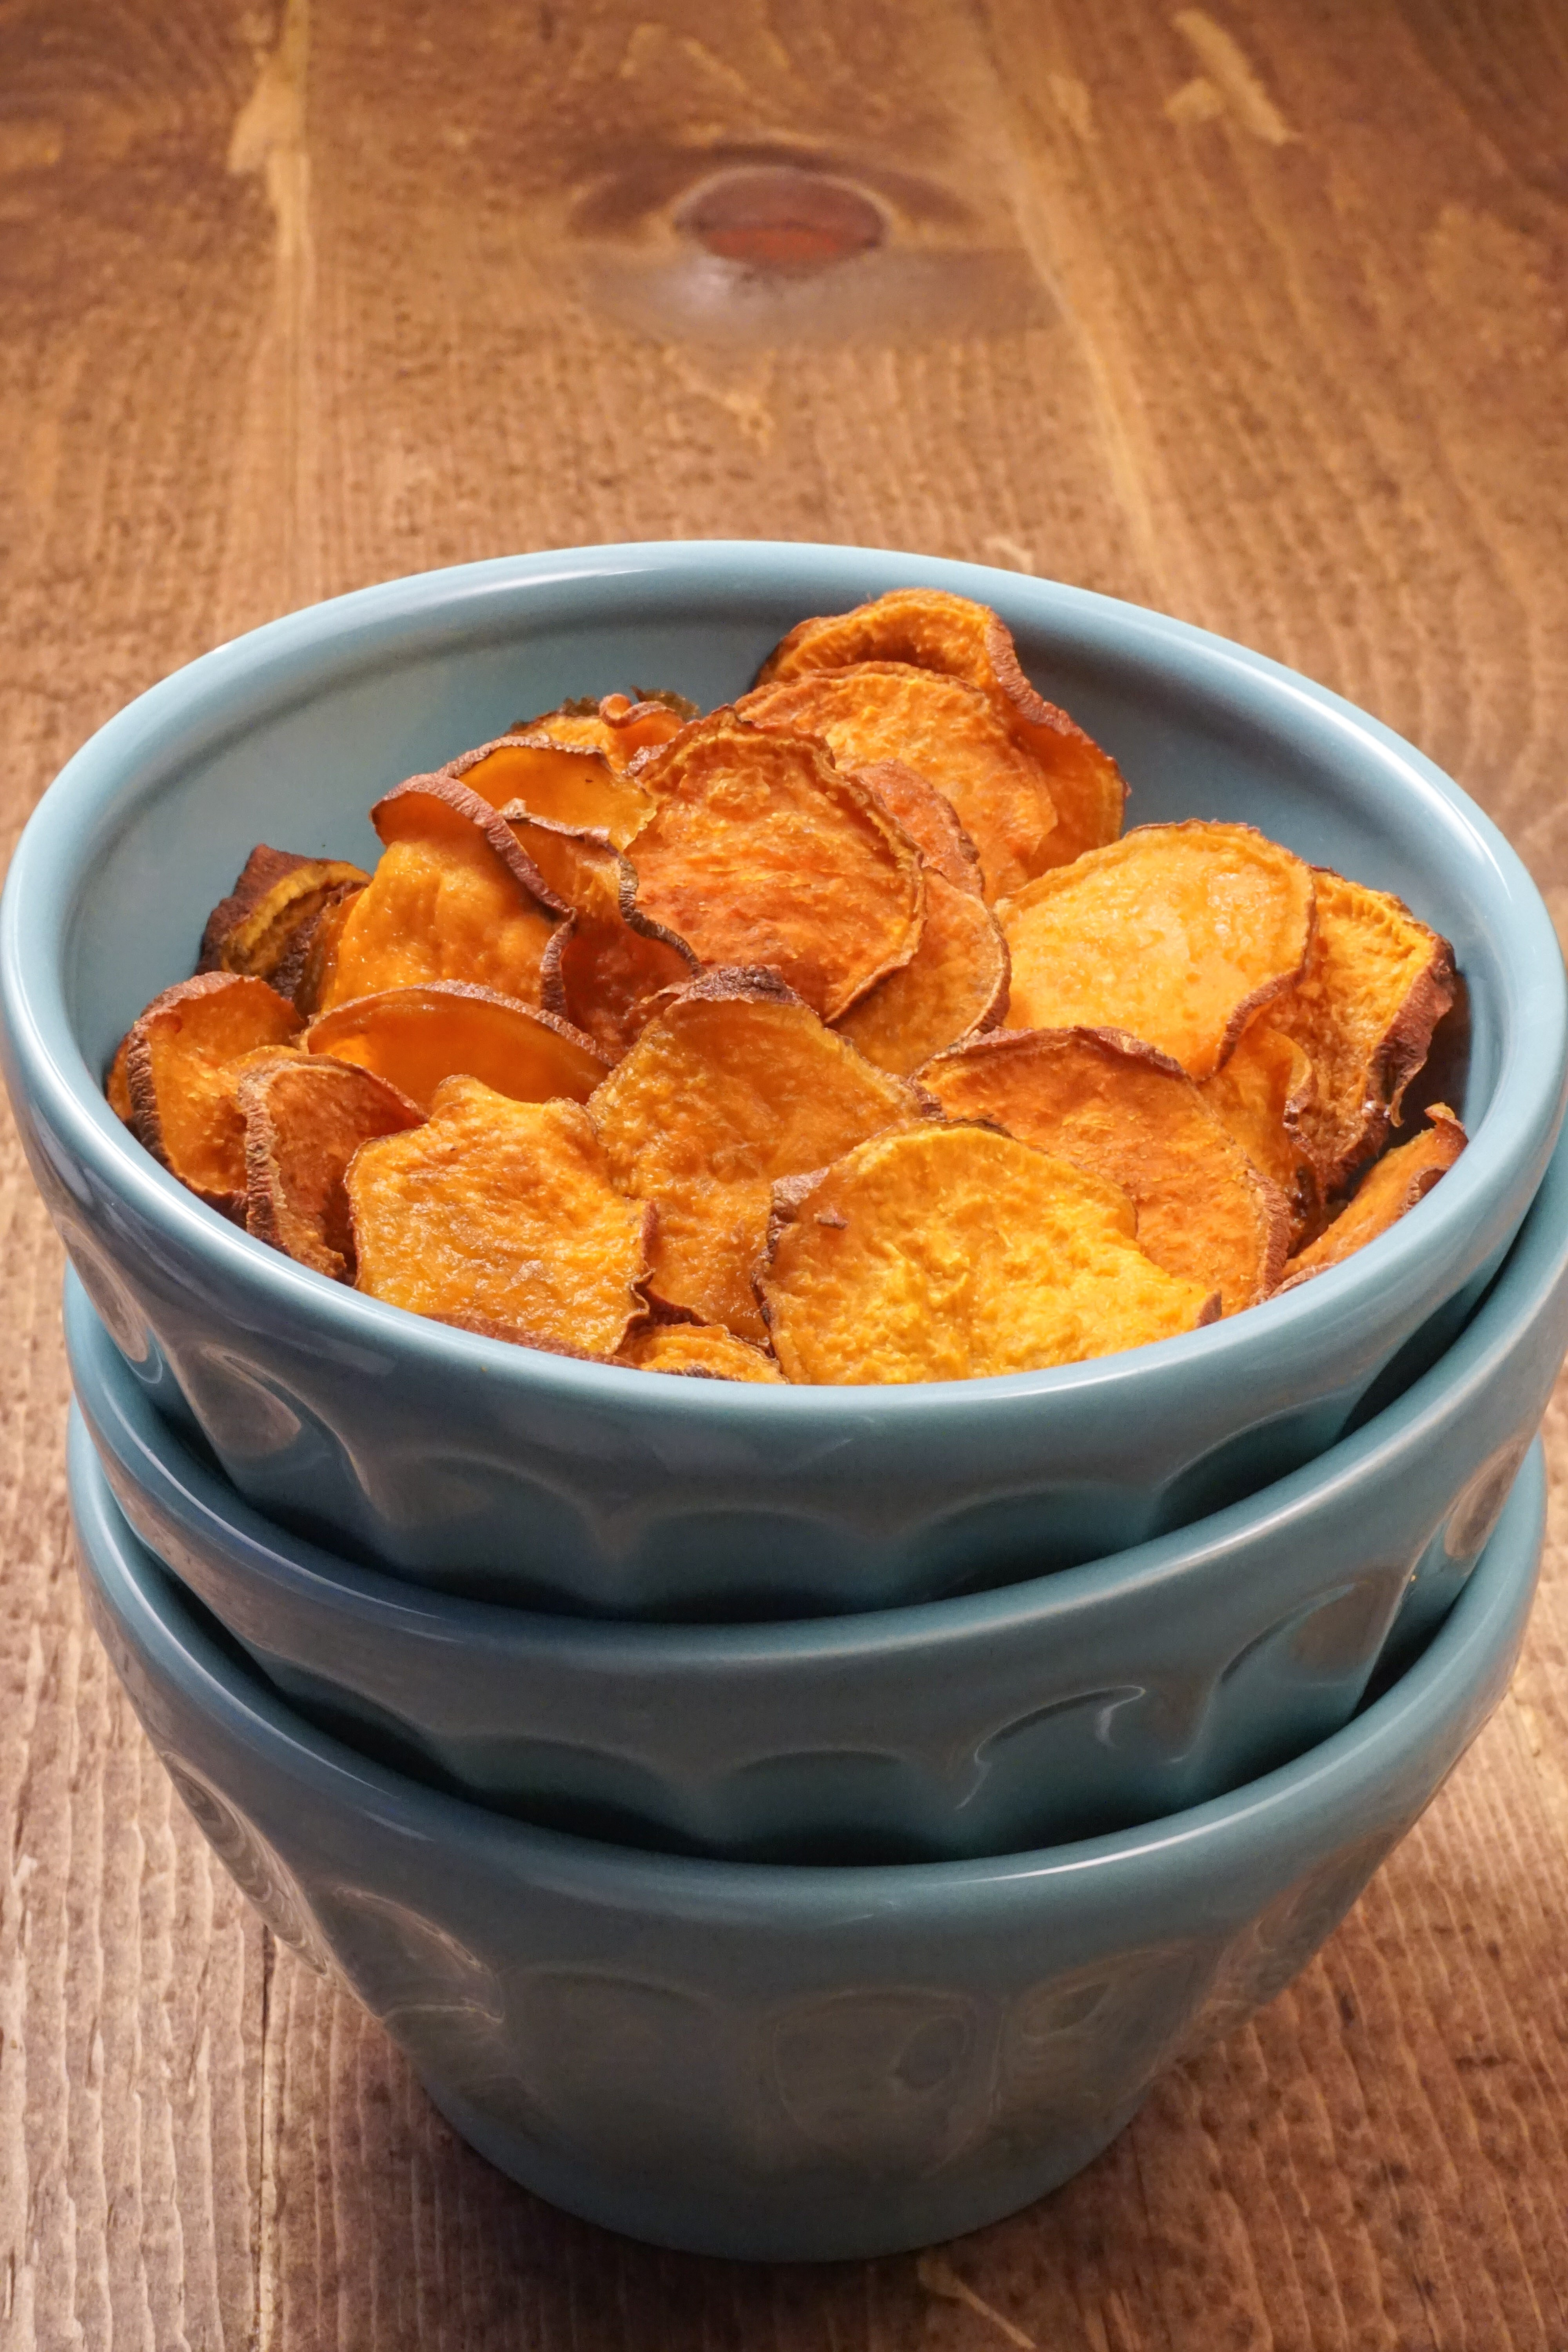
[3,0,1568,2343]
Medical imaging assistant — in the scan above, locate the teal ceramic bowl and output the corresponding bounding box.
[71,1409,1545,2260]
[8,545,1566,1615]
[64,1118,1568,1857]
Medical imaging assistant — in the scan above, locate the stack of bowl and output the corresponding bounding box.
[5,545,1568,2261]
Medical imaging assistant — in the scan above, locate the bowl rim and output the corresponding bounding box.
[72,1403,1544,1906]
[63,1108,1568,1661]
[9,541,1566,1423]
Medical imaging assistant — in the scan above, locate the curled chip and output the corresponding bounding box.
[512,691,695,772]
[1269,867,1457,1189]
[855,760,983,892]
[305,983,607,1111]
[506,813,699,1057]
[628,714,924,1020]
[1200,1019,1319,1245]
[240,1051,423,1280]
[753,587,1126,862]
[924,1027,1288,1313]
[348,1075,652,1356]
[736,664,1057,901]
[316,776,564,1013]
[999,822,1315,1080]
[835,872,1009,1077]
[114,972,302,1217]
[281,884,365,1016]
[759,1123,1218,1385]
[448,732,653,847]
[617,1320,785,1383]
[197,847,371,985]
[590,969,927,1341]
[1281,1108,1465,1289]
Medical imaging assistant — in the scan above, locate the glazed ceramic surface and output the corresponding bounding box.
[71,1414,1544,2260]
[65,1119,1568,1857]
[10,546,1567,1614]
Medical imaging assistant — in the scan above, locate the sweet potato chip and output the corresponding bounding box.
[1269,868,1457,1189]
[197,847,371,984]
[854,760,983,893]
[617,1320,785,1383]
[279,885,365,1015]
[628,713,924,1020]
[1200,1018,1319,1245]
[305,983,608,1111]
[835,872,1009,1077]
[512,691,695,772]
[1280,1109,1465,1289]
[924,1027,1288,1312]
[315,777,563,1013]
[116,972,302,1216]
[999,823,1315,1080]
[448,732,653,847]
[754,587,1126,862]
[239,1051,423,1280]
[348,1075,651,1354]
[506,814,699,1057]
[589,969,927,1341]
[736,664,1057,902]
[759,1123,1217,1385]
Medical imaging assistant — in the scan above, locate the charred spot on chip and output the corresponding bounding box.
[197,847,372,987]
[1279,1107,1465,1290]
[240,1051,423,1281]
[304,982,608,1111]
[118,971,303,1218]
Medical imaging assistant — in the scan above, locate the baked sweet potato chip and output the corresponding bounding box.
[348,1075,651,1354]
[835,872,1009,1077]
[305,983,607,1111]
[1280,1108,1465,1289]
[278,885,365,1016]
[855,759,983,892]
[628,713,924,1020]
[924,1027,1288,1312]
[197,847,371,984]
[754,587,1126,862]
[759,1123,1218,1385]
[512,691,694,772]
[448,732,653,847]
[1269,868,1457,1189]
[736,664,1057,902]
[1200,1018,1319,1245]
[315,777,563,1013]
[114,972,302,1217]
[617,1320,785,1382]
[506,814,699,1057]
[999,823,1315,1080]
[590,969,927,1341]
[239,1051,423,1279]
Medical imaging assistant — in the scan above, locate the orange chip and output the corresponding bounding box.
[855,760,984,893]
[759,1123,1218,1385]
[1269,867,1457,1190]
[1200,1018,1320,1245]
[448,732,653,847]
[736,663,1057,901]
[114,972,302,1217]
[239,1051,423,1280]
[511,691,695,772]
[835,872,1009,1077]
[197,846,371,985]
[348,1075,652,1355]
[315,776,564,1014]
[506,813,699,1058]
[924,1027,1288,1313]
[754,586,1126,862]
[999,822,1315,1080]
[1280,1108,1466,1290]
[304,983,608,1111]
[589,969,927,1341]
[617,1320,786,1383]
[627,712,925,1020]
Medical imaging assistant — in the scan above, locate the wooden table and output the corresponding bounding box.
[4,2,1567,2343]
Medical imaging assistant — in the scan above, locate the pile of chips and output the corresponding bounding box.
[107,589,1463,1387]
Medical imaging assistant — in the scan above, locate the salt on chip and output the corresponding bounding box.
[240,1050,423,1280]
[736,664,1057,902]
[626,712,924,1021]
[759,1123,1218,1386]
[617,1320,785,1383]
[589,968,928,1342]
[449,732,653,847]
[197,847,371,987]
[754,586,1126,862]
[348,1074,652,1356]
[505,813,699,1058]
[305,982,608,1111]
[835,873,1009,1078]
[999,822,1315,1081]
[1200,1018,1319,1245]
[924,1027,1288,1313]
[315,775,564,1013]
[511,691,694,773]
[115,972,302,1217]
[1280,1108,1465,1290]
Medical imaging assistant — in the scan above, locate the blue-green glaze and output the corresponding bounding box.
[64,1119,1568,1857]
[9,546,1567,1614]
[71,1416,1545,2260]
